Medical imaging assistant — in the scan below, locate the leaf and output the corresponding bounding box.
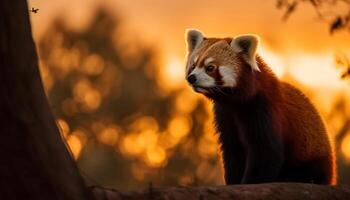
[330,17,344,34]
[341,68,350,79]
[282,1,298,21]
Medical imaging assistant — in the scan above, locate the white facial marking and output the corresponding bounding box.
[204,57,214,66]
[189,67,215,87]
[218,66,237,87]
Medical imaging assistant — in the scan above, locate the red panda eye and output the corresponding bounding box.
[205,65,215,73]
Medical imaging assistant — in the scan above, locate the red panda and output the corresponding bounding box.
[184,29,336,185]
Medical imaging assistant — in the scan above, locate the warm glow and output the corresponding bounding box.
[73,79,102,112]
[98,125,119,146]
[67,135,82,159]
[39,62,54,93]
[287,53,346,89]
[198,138,217,158]
[71,129,88,146]
[259,45,285,78]
[158,131,181,149]
[120,116,164,165]
[82,54,105,75]
[73,79,91,102]
[82,88,101,111]
[158,56,185,91]
[137,130,158,150]
[57,118,70,138]
[168,116,192,139]
[145,145,167,167]
[341,134,350,162]
[121,133,143,156]
[329,112,347,137]
[174,88,199,114]
[50,46,80,79]
[130,116,159,132]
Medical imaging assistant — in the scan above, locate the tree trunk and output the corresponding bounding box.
[0,0,92,199]
[91,183,350,200]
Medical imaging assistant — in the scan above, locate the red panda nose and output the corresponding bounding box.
[187,74,197,84]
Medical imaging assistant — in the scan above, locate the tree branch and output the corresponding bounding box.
[91,183,350,200]
[277,0,350,34]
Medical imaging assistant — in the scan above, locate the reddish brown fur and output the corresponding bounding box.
[186,36,337,184]
[233,55,336,184]
[188,38,239,85]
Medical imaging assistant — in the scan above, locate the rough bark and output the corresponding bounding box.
[91,183,350,200]
[0,0,92,199]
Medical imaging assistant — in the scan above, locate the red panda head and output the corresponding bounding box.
[185,29,260,99]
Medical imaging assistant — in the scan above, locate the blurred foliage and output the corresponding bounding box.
[276,0,350,34]
[335,53,350,79]
[276,0,350,79]
[325,96,350,183]
[37,6,350,189]
[38,8,222,189]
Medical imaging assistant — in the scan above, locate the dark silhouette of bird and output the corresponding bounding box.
[30,7,39,13]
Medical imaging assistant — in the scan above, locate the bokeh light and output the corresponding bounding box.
[29,0,350,188]
[341,134,350,162]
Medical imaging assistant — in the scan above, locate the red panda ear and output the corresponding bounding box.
[185,29,204,53]
[231,35,260,72]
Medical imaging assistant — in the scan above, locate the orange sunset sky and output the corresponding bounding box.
[28,0,350,91]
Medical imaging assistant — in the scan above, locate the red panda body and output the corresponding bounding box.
[213,56,336,184]
[184,29,336,185]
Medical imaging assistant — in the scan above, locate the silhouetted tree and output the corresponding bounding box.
[0,0,92,199]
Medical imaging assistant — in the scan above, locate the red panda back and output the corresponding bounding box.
[280,82,336,184]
